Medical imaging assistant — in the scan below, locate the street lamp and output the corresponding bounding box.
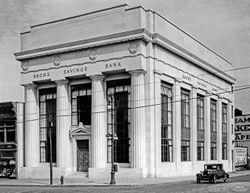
[107,92,118,185]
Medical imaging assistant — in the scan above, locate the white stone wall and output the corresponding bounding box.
[15,5,235,179]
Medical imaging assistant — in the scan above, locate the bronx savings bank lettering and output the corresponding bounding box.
[64,66,87,75]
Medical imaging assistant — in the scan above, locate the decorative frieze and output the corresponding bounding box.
[129,43,138,54]
[53,55,61,66]
[89,49,97,60]
[21,61,29,71]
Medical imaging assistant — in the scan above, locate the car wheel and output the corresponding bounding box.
[213,175,217,184]
[196,176,201,183]
[223,174,227,182]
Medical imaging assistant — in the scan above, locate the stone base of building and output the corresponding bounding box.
[17,161,231,179]
[88,167,148,179]
[155,161,232,178]
[17,166,68,179]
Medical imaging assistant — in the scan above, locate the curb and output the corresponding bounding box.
[0,172,248,187]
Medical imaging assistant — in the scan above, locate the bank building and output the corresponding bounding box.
[14,4,235,179]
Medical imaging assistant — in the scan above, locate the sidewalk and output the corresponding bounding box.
[0,170,249,187]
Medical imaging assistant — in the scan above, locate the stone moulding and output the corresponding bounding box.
[14,28,150,60]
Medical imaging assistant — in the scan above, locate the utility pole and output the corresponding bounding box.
[48,114,53,185]
[110,94,116,185]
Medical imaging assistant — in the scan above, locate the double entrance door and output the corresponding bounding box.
[77,140,89,172]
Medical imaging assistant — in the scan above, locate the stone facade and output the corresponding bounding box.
[14,4,235,179]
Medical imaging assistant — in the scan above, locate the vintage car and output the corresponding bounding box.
[196,164,229,183]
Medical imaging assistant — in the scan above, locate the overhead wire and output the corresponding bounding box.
[6,84,250,125]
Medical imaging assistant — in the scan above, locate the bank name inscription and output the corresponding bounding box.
[105,61,121,69]
[34,72,51,79]
[64,66,87,75]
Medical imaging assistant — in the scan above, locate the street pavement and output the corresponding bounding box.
[0,170,249,187]
[0,173,249,193]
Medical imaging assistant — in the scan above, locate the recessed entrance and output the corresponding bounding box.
[77,140,89,172]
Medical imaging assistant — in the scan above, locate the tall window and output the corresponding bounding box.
[181,89,190,161]
[39,88,57,163]
[197,95,205,161]
[161,83,173,162]
[71,84,92,126]
[222,103,228,160]
[107,79,130,163]
[210,99,217,160]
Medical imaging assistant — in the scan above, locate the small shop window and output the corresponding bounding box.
[197,141,204,161]
[211,142,217,160]
[6,127,15,142]
[181,140,190,161]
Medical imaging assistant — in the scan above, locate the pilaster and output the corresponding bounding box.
[91,75,107,168]
[191,87,197,167]
[130,70,146,170]
[24,84,39,167]
[154,70,162,176]
[205,93,211,162]
[173,79,181,170]
[217,98,222,162]
[56,80,72,171]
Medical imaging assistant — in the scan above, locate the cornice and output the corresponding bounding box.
[14,28,151,61]
[152,33,236,84]
[21,53,144,74]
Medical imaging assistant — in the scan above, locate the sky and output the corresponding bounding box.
[0,0,250,113]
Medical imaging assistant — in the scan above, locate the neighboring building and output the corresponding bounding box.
[235,114,250,155]
[0,102,24,178]
[14,4,235,179]
[235,108,243,117]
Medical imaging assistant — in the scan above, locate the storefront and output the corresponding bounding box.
[14,4,235,179]
[0,102,24,178]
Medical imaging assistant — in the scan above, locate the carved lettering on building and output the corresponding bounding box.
[64,66,87,75]
[105,61,121,69]
[34,72,51,79]
[182,74,191,82]
[197,81,207,88]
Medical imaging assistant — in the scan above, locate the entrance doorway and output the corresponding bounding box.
[77,140,89,172]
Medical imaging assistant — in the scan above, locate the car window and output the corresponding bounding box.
[206,165,217,169]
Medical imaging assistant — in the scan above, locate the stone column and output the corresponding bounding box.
[145,41,157,177]
[24,84,39,167]
[91,75,107,168]
[191,87,197,167]
[130,70,146,170]
[217,98,222,162]
[173,79,181,170]
[205,94,211,162]
[56,80,72,171]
